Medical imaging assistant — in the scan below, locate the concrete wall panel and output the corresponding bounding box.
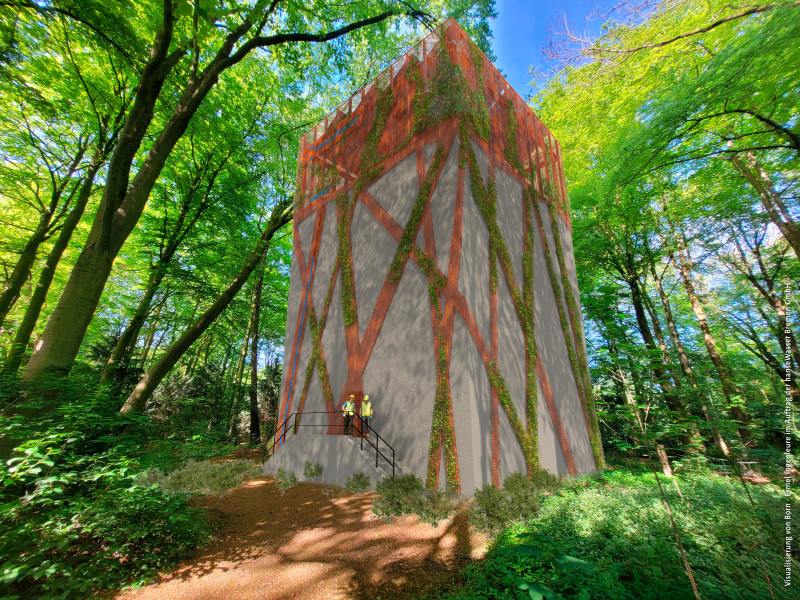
[536,381,570,475]
[470,138,489,184]
[367,151,419,229]
[311,203,339,314]
[496,258,526,426]
[321,275,347,405]
[450,313,492,496]
[495,166,524,287]
[361,262,436,482]
[279,248,304,404]
[351,199,399,341]
[431,136,460,274]
[458,166,491,344]
[297,209,317,265]
[499,404,527,483]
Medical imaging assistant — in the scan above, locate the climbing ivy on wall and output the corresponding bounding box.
[388,145,446,283]
[522,186,538,465]
[406,32,490,142]
[463,131,539,474]
[426,286,461,491]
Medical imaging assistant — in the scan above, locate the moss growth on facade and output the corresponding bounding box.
[407,38,489,141]
[522,187,538,462]
[336,193,357,327]
[388,145,446,283]
[425,289,460,492]
[504,98,524,175]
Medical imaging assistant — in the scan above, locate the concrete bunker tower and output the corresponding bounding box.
[265,19,604,494]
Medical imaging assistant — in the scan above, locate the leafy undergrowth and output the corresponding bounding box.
[0,370,243,599]
[422,463,798,600]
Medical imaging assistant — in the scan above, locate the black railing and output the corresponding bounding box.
[263,410,395,477]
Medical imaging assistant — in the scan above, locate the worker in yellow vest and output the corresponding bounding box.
[361,395,373,438]
[342,394,355,436]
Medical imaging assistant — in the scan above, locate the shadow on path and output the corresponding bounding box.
[115,476,488,600]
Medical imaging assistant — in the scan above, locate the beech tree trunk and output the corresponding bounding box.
[0,147,87,329]
[227,284,257,438]
[729,152,800,260]
[120,201,291,414]
[249,270,264,444]
[626,276,696,447]
[4,160,103,373]
[673,235,753,446]
[652,265,730,456]
[101,266,168,383]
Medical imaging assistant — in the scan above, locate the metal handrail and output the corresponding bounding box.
[352,412,395,477]
[263,410,395,476]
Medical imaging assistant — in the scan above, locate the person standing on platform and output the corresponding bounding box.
[343,394,355,436]
[361,395,373,438]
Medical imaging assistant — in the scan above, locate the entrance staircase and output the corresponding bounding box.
[263,411,406,488]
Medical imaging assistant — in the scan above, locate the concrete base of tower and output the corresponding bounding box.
[263,433,404,489]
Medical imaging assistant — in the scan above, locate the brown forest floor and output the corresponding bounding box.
[114,474,489,600]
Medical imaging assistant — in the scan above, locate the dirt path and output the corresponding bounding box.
[115,476,489,600]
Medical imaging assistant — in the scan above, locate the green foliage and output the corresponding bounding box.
[408,32,490,141]
[336,192,358,327]
[0,374,210,598]
[344,471,371,493]
[275,467,298,495]
[470,471,561,536]
[430,466,796,600]
[372,473,457,526]
[138,459,260,496]
[303,459,323,479]
[373,473,425,519]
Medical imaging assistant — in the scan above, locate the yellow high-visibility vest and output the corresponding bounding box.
[343,401,355,415]
[361,401,372,417]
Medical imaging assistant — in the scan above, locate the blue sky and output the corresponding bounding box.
[489,0,604,96]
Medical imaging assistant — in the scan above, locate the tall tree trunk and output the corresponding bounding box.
[0,147,87,329]
[120,201,291,414]
[139,287,169,367]
[673,235,753,446]
[227,327,252,439]
[652,265,730,456]
[626,276,696,447]
[21,6,184,382]
[227,282,258,437]
[101,266,168,382]
[605,335,645,444]
[4,161,102,373]
[729,152,800,260]
[249,270,264,443]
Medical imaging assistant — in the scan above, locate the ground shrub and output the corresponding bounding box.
[275,467,298,495]
[303,460,323,479]
[372,473,458,526]
[423,468,796,600]
[470,471,559,535]
[138,459,260,496]
[345,471,371,493]
[373,473,425,519]
[0,374,211,599]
